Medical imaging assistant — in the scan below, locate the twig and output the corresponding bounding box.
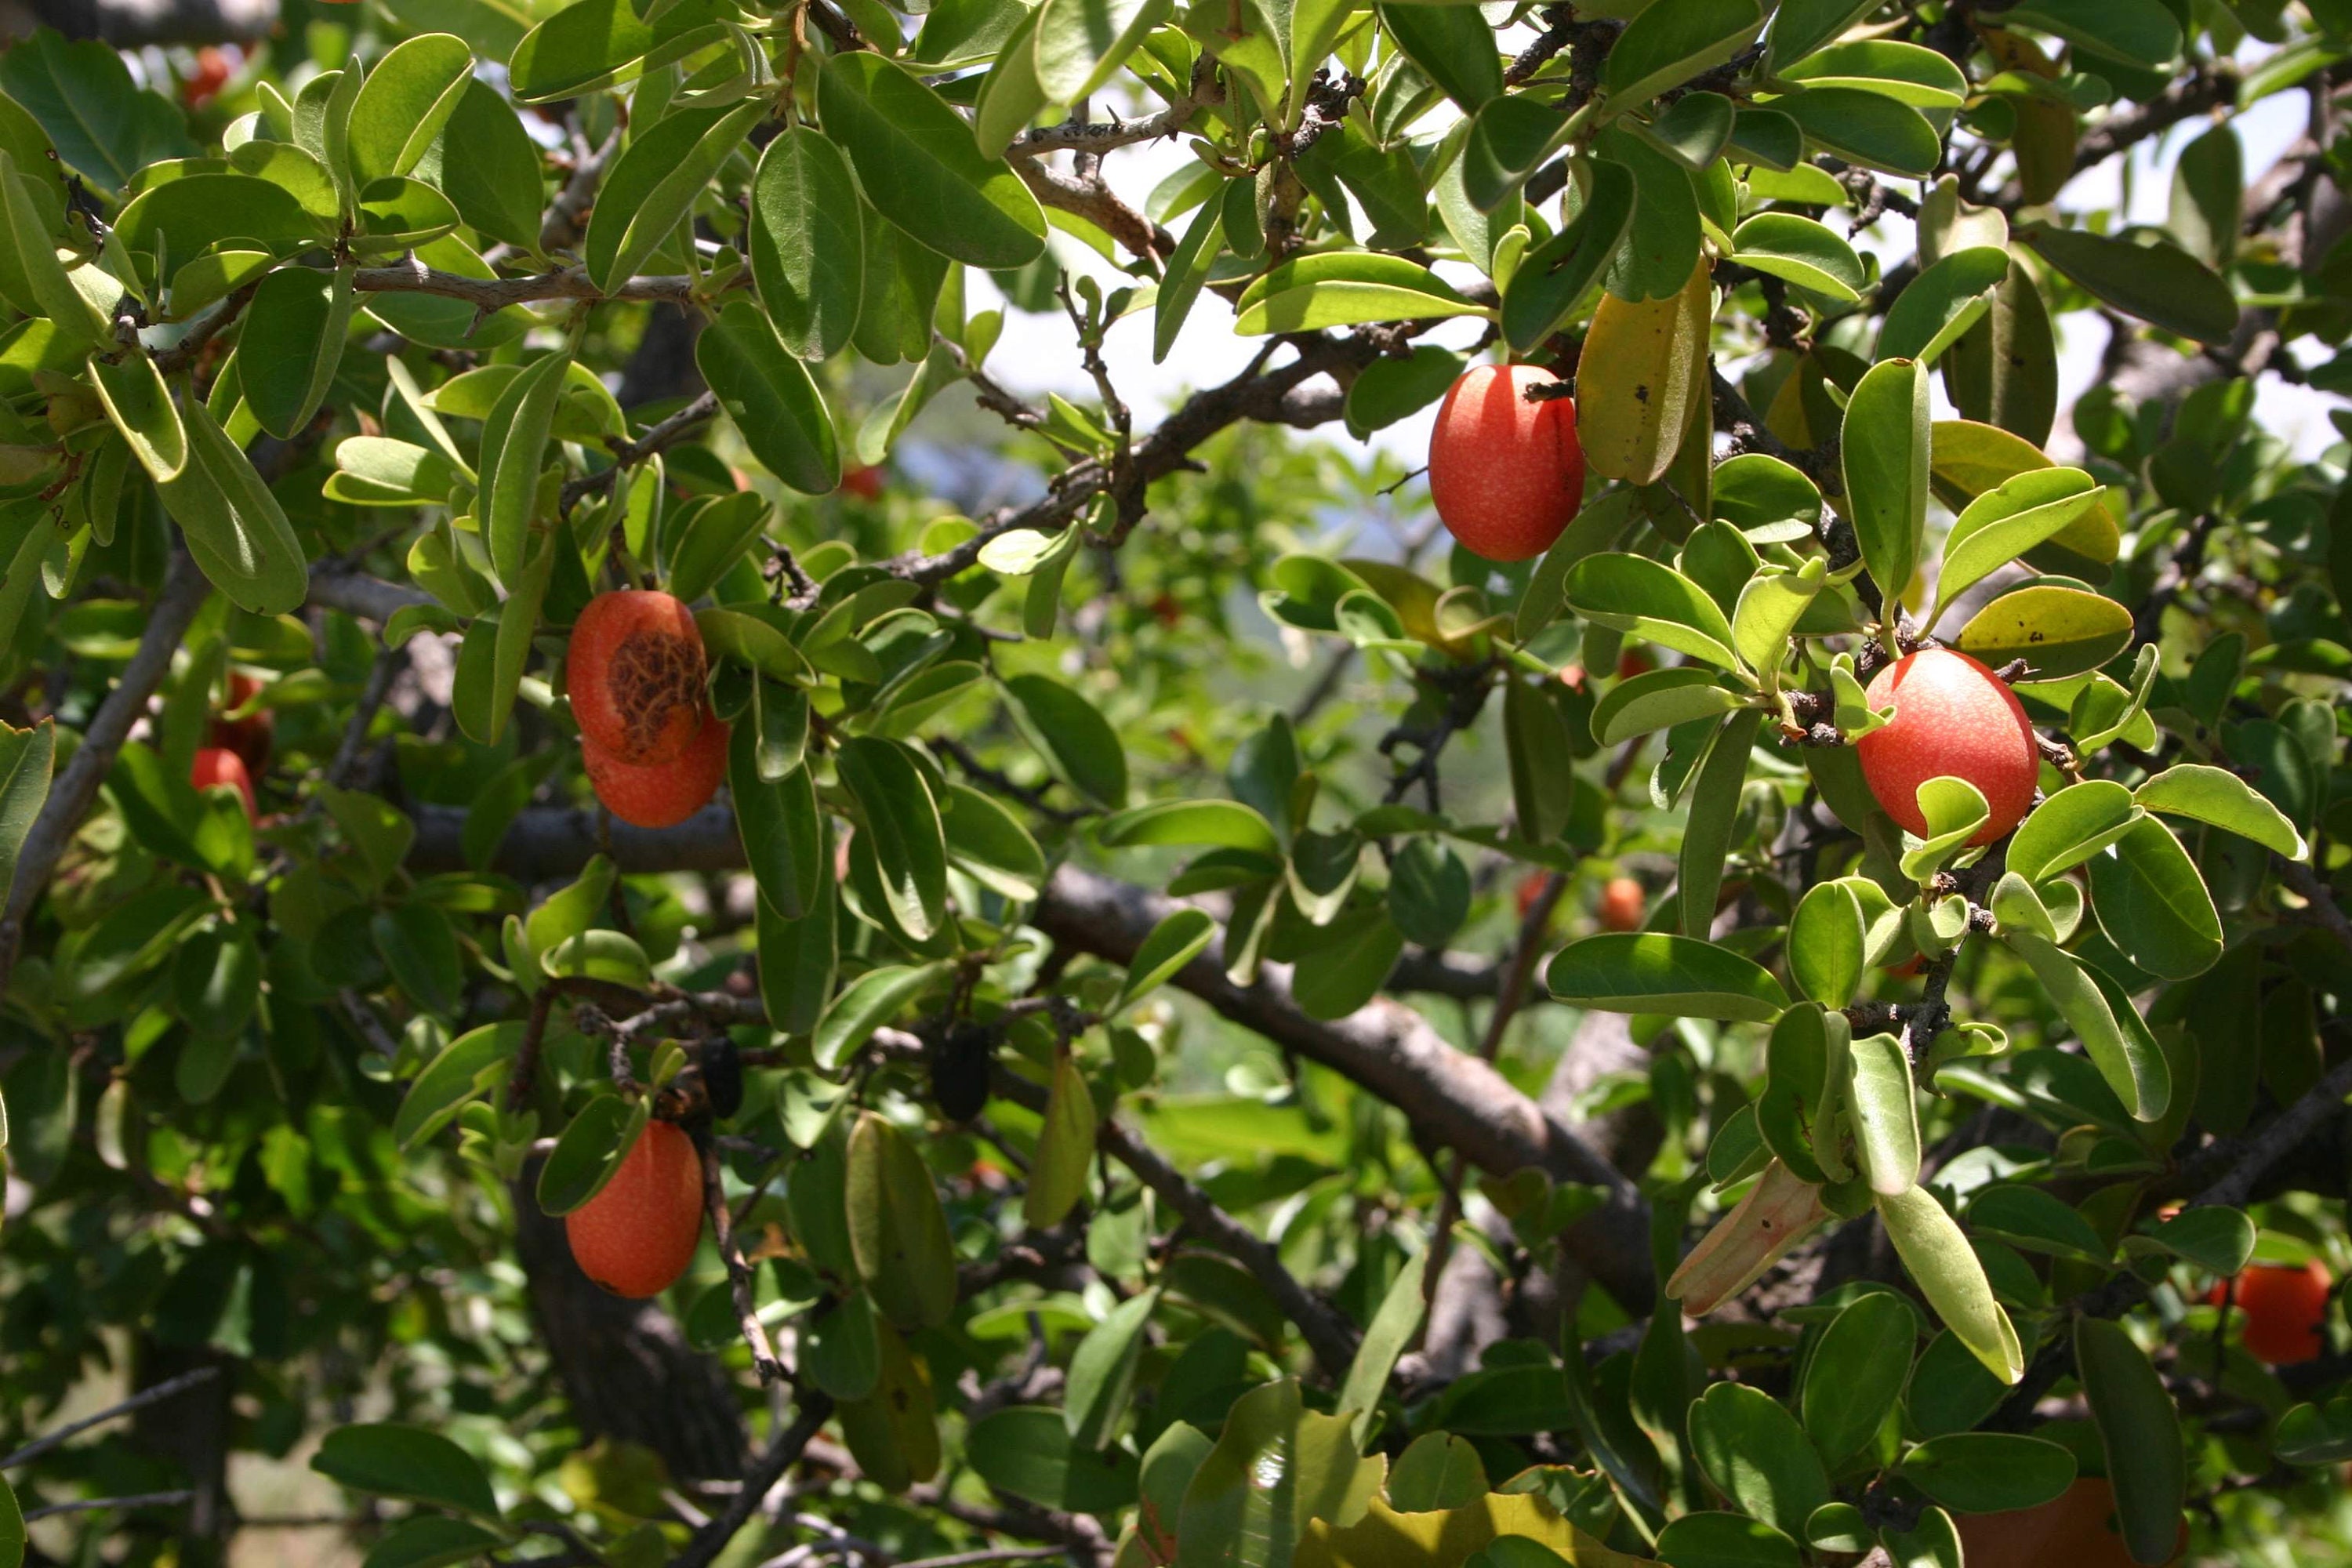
[702,1138,790,1384]
[324,644,404,790]
[21,1490,194,1522]
[542,121,623,252]
[672,1396,838,1568]
[0,549,209,994]
[561,390,721,514]
[2,1367,223,1469]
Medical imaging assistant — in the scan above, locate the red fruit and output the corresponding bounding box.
[1615,648,1653,680]
[565,1120,705,1298]
[209,670,273,778]
[2210,1261,2332,1364]
[1883,953,1927,978]
[583,708,728,829]
[190,747,256,821]
[1598,876,1645,933]
[1855,648,2038,844]
[840,464,886,500]
[567,590,709,766]
[1514,869,1551,920]
[1427,363,1585,563]
[1955,1478,2176,1568]
[182,47,230,107]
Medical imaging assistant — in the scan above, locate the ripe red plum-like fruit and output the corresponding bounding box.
[583,707,729,829]
[1598,877,1646,933]
[209,670,272,778]
[1427,364,1585,563]
[190,747,256,820]
[565,1120,705,1298]
[2210,1260,2332,1365]
[568,590,709,767]
[1856,647,2038,844]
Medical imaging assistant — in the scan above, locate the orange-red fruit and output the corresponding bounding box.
[1427,364,1585,563]
[1856,648,2038,845]
[583,707,728,829]
[1615,648,1653,681]
[1955,1478,2179,1568]
[2210,1261,2332,1364]
[1598,876,1645,933]
[840,464,887,501]
[567,590,709,767]
[190,747,256,820]
[565,1120,705,1298]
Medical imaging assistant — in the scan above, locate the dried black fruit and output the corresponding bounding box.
[931,1024,995,1122]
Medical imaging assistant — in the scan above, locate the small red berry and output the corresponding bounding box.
[1598,876,1645,933]
[2211,1261,2332,1365]
[191,747,256,821]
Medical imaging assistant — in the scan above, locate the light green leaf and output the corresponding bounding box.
[1547,932,1788,1022]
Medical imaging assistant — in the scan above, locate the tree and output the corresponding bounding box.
[0,0,2348,1564]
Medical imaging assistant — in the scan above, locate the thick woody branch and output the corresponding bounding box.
[1011,157,1171,261]
[1989,62,2242,209]
[0,550,210,994]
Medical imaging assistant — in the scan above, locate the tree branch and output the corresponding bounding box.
[0,550,211,995]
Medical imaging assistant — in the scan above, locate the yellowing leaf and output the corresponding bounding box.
[1577,259,1711,484]
[1296,1489,1655,1568]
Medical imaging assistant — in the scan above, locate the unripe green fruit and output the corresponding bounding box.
[1857,647,2038,844]
[564,1120,704,1298]
[1427,364,1585,563]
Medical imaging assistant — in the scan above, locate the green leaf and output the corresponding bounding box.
[1788,880,1865,1010]
[358,1517,506,1568]
[1764,0,1880,73]
[1652,1514,1802,1568]
[1505,676,1580,844]
[507,0,739,101]
[2005,931,2169,1121]
[2009,780,2140,884]
[814,963,947,1072]
[2135,1204,2255,1275]
[846,1109,959,1329]
[837,736,949,942]
[346,33,473,185]
[1100,799,1279,853]
[2135,763,2308,861]
[2275,1399,2352,1467]
[474,350,568,589]
[2086,815,2223,981]
[1777,85,1940,176]
[1377,2,1501,111]
[452,532,554,747]
[733,750,825,923]
[1025,1049,1097,1229]
[1547,932,1788,1022]
[820,53,1048,270]
[1778,38,1967,107]
[2020,224,2237,346]
[1846,1032,1918,1196]
[1067,1286,1161,1449]
[1686,1381,1830,1534]
[240,263,354,441]
[86,347,187,482]
[1874,1185,2024,1385]
[0,30,192,191]
[0,720,53,901]
[535,1093,645,1215]
[1121,908,1217,1010]
[310,1423,501,1519]
[1037,0,1174,101]
[1899,1433,2075,1515]
[1802,1290,1915,1465]
[1290,907,1406,1021]
[757,881,837,1039]
[1591,666,1744,746]
[1929,466,2097,624]
[1338,1249,1427,1440]
[1965,1184,2107,1263]
[1604,0,1765,110]
[1878,245,2008,365]
[970,1406,1142,1514]
[0,151,108,346]
[1999,0,2180,67]
[1005,673,1128,808]
[585,99,762,292]
[942,782,1044,899]
[1679,711,1762,936]
[1154,198,1226,363]
[698,299,841,494]
[422,82,545,250]
[1562,554,1743,670]
[1730,559,1824,679]
[750,127,866,362]
[1840,357,1929,627]
[160,398,310,615]
[1234,252,1484,335]
[1501,158,1636,352]
[1174,1380,1382,1568]
[1385,1432,1484,1512]
[1731,211,1864,303]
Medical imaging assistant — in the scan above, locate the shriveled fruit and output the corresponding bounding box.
[2211,1260,2332,1365]
[565,1119,704,1298]
[191,746,256,820]
[1427,363,1584,563]
[568,590,709,766]
[1856,647,2038,844]
[1598,876,1645,933]
[583,707,728,829]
